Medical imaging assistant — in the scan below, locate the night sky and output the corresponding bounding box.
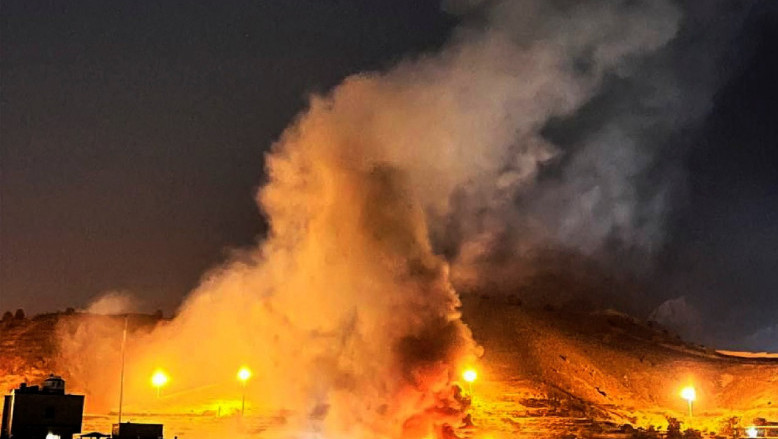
[1,1,776,349]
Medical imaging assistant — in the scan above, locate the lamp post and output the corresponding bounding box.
[462,368,477,395]
[680,386,696,417]
[237,367,252,416]
[118,315,128,424]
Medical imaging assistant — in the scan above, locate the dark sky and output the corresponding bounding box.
[1,1,776,348]
[656,2,778,349]
[1,0,454,314]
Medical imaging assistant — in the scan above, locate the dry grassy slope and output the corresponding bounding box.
[0,313,161,395]
[0,314,61,391]
[1,302,776,435]
[461,295,778,432]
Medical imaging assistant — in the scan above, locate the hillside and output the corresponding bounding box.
[0,312,162,395]
[0,313,61,391]
[461,295,778,436]
[1,302,776,437]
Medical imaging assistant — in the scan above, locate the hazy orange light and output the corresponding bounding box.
[237,366,252,383]
[680,385,696,417]
[680,386,696,402]
[463,368,478,383]
[151,370,169,388]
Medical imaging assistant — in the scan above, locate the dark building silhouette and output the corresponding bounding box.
[1,375,84,439]
[111,422,163,439]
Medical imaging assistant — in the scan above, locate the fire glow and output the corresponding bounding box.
[44,0,778,438]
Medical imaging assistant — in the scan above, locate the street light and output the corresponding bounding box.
[680,386,696,417]
[462,368,477,394]
[237,366,252,416]
[746,426,758,438]
[151,370,169,398]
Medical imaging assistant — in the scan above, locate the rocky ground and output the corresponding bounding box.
[2,299,776,438]
[461,295,778,438]
[0,312,161,395]
[0,312,61,391]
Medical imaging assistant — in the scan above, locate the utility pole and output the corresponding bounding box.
[118,315,128,424]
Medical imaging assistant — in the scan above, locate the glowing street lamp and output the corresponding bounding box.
[238,367,252,383]
[462,368,477,394]
[746,426,758,438]
[237,366,252,416]
[680,386,696,417]
[151,370,169,398]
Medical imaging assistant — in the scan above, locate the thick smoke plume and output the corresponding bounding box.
[441,0,755,313]
[54,0,749,437]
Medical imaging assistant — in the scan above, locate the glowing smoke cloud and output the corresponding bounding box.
[57,1,688,437]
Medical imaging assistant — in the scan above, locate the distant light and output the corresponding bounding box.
[746,426,758,438]
[463,369,478,383]
[680,386,696,402]
[46,434,61,439]
[151,370,169,388]
[237,366,252,383]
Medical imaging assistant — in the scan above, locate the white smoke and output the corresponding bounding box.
[649,296,704,341]
[84,290,138,315]
[440,0,756,304]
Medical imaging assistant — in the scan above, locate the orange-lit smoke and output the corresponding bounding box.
[55,1,688,438]
[57,79,486,436]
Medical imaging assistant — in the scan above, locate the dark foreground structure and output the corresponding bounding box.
[1,375,84,439]
[111,423,163,439]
